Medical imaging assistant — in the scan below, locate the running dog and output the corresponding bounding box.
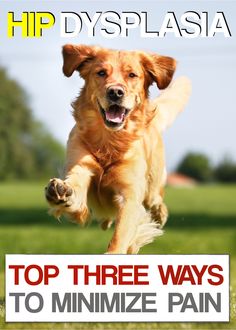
[45,44,191,254]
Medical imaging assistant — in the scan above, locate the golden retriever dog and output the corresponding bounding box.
[45,44,191,254]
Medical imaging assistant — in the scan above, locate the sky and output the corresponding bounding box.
[0,0,235,170]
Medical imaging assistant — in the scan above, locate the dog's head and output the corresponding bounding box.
[62,44,176,131]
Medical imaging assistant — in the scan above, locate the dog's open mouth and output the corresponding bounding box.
[98,102,130,129]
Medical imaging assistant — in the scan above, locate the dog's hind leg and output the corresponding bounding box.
[101,218,113,230]
[150,202,168,228]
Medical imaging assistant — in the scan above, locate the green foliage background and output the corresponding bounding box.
[177,152,213,182]
[0,67,65,180]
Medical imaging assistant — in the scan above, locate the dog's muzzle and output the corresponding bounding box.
[98,101,130,130]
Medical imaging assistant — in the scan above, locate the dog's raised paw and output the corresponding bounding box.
[45,178,73,206]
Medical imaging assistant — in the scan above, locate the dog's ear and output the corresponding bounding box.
[62,44,97,78]
[141,53,176,89]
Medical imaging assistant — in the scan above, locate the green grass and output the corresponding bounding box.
[0,182,235,329]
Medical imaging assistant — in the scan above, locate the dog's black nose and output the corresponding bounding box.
[107,86,124,102]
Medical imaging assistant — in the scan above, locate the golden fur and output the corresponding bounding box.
[45,44,191,254]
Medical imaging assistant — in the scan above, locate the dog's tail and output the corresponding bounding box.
[128,213,163,254]
[151,76,192,133]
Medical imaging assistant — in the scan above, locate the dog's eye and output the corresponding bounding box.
[129,72,137,78]
[97,70,106,77]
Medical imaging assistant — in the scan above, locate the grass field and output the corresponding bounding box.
[0,182,235,329]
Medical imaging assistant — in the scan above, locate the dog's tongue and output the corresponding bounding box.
[105,105,125,123]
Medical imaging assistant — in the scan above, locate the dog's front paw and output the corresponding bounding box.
[45,178,73,207]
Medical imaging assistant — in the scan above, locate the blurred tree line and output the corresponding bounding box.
[177,153,236,183]
[0,66,65,180]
